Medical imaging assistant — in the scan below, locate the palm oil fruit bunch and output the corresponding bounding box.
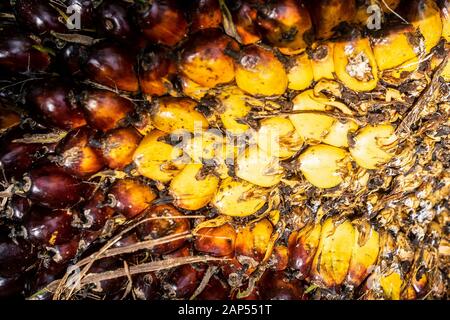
[0,0,448,300]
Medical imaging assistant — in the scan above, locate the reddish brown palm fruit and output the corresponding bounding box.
[288,223,321,278]
[84,43,139,92]
[165,264,207,298]
[190,0,223,32]
[97,0,135,41]
[24,207,75,246]
[14,0,66,34]
[194,223,236,257]
[0,32,51,74]
[0,234,36,277]
[0,142,48,179]
[93,127,142,170]
[136,205,190,254]
[235,44,288,96]
[179,29,239,89]
[134,0,188,46]
[56,126,104,177]
[196,275,231,300]
[270,245,289,271]
[235,219,274,262]
[26,81,87,130]
[132,273,160,300]
[308,0,356,39]
[79,190,114,231]
[80,89,135,132]
[258,271,305,300]
[232,1,261,44]
[27,165,89,209]
[108,178,156,219]
[256,0,313,54]
[139,48,177,97]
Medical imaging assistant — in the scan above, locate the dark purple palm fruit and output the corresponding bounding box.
[97,0,135,41]
[14,0,67,35]
[26,165,92,209]
[83,42,139,92]
[24,206,76,246]
[0,31,52,74]
[25,79,87,130]
[0,230,36,278]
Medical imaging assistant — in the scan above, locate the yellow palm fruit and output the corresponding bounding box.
[169,163,220,210]
[235,219,273,262]
[334,37,378,92]
[236,146,284,187]
[441,1,450,41]
[216,86,252,135]
[287,52,314,90]
[289,90,336,141]
[311,219,355,288]
[371,27,418,71]
[406,0,443,53]
[349,124,397,170]
[379,270,403,300]
[346,221,380,287]
[211,177,268,217]
[179,75,209,100]
[133,129,185,182]
[235,45,288,96]
[152,97,208,133]
[310,42,335,81]
[256,117,303,159]
[323,119,359,148]
[298,144,349,189]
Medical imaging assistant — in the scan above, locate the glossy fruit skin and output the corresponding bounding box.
[0,235,36,277]
[56,126,104,177]
[24,207,75,246]
[97,1,135,41]
[139,47,177,97]
[0,33,51,74]
[136,205,190,254]
[166,264,207,298]
[28,166,89,209]
[8,196,31,222]
[190,0,223,31]
[194,224,236,257]
[134,0,188,46]
[84,43,139,92]
[80,190,114,231]
[0,142,47,179]
[80,89,135,131]
[179,29,239,88]
[94,127,142,170]
[108,178,156,219]
[258,271,305,300]
[26,81,87,130]
[57,44,88,77]
[14,0,66,34]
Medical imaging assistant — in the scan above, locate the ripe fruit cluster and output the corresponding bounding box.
[0,0,449,300]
